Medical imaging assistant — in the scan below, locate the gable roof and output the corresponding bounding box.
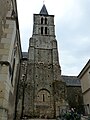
[78,59,90,79]
[62,75,81,86]
[39,4,48,15]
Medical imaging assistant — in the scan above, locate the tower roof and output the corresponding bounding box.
[39,4,48,15]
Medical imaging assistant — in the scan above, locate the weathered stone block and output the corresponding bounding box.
[4,28,13,34]
[6,34,12,39]
[0,43,4,49]
[4,44,10,49]
[0,65,9,74]
[1,38,11,44]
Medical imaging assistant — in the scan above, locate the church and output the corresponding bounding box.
[15,4,83,119]
[0,1,83,120]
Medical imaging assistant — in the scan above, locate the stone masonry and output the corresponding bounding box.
[0,2,83,120]
[16,5,67,119]
[0,0,22,120]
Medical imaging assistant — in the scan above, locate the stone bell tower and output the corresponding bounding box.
[23,4,66,118]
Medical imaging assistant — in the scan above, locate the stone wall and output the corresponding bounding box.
[16,59,27,119]
[0,0,22,120]
[67,86,83,112]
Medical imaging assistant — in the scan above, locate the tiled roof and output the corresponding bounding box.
[62,75,81,86]
[39,4,48,15]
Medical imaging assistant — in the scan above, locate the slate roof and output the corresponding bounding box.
[62,75,81,86]
[39,4,48,15]
[22,52,28,58]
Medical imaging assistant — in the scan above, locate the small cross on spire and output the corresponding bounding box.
[43,0,45,5]
[40,1,48,15]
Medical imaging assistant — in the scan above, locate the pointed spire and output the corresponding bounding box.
[39,4,48,15]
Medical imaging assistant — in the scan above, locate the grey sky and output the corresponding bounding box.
[17,0,90,76]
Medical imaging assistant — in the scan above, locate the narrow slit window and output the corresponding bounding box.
[45,27,47,34]
[41,17,43,24]
[45,18,47,24]
[41,27,43,35]
[43,94,45,102]
[11,58,15,85]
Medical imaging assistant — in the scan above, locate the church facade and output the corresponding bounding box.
[16,4,67,119]
[0,1,83,120]
[16,4,83,120]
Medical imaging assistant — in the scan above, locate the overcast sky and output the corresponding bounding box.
[17,0,90,76]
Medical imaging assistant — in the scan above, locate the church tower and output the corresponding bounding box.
[20,4,67,118]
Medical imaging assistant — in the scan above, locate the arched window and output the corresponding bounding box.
[37,89,50,103]
[41,27,43,35]
[41,17,43,24]
[45,27,47,34]
[45,18,47,24]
